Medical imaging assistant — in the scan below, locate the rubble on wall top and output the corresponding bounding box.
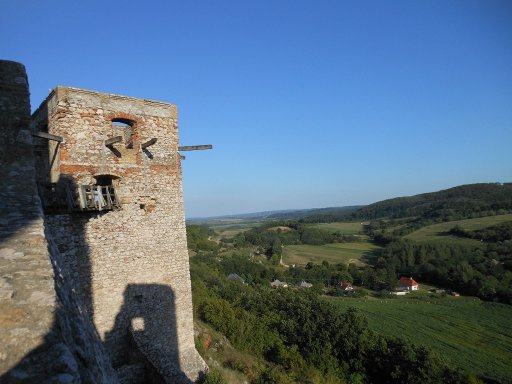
[41,86,176,109]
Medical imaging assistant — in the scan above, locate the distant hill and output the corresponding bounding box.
[353,183,512,221]
[187,209,304,222]
[188,206,362,222]
[189,183,512,224]
[268,206,362,220]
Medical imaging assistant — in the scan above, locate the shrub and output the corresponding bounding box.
[202,369,227,384]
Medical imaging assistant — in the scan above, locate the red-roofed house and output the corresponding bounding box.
[338,282,354,291]
[399,277,419,291]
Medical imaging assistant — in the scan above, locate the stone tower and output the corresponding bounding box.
[28,86,207,382]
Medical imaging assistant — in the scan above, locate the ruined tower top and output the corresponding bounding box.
[30,83,183,210]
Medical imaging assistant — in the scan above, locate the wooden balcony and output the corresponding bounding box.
[78,185,120,211]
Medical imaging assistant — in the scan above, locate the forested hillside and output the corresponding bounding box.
[267,206,362,222]
[352,183,512,221]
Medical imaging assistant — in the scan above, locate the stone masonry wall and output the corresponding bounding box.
[0,59,56,379]
[33,87,207,382]
[0,61,117,382]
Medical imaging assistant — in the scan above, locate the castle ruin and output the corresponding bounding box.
[0,60,207,383]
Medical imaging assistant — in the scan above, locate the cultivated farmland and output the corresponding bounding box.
[311,221,368,235]
[282,242,379,266]
[326,295,512,383]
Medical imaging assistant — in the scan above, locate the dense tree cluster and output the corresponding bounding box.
[187,225,219,252]
[361,218,512,303]
[449,222,512,243]
[377,239,512,303]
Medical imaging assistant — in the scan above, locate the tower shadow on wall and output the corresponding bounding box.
[105,283,192,383]
[48,174,192,382]
[49,174,191,383]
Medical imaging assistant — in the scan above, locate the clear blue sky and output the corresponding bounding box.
[2,0,511,217]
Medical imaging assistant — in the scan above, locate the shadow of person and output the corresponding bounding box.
[105,284,193,384]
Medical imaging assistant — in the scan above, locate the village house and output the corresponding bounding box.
[399,277,419,291]
[338,281,354,291]
[297,280,313,288]
[271,279,288,288]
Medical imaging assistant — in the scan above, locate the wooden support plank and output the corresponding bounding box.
[178,144,213,151]
[141,138,157,149]
[33,131,63,142]
[104,136,123,146]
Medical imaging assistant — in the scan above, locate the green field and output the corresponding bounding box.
[405,214,512,244]
[215,226,253,238]
[204,220,265,239]
[283,242,379,266]
[326,295,512,382]
[311,221,367,235]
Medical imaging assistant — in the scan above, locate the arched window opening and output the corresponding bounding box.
[111,118,134,148]
[95,174,119,187]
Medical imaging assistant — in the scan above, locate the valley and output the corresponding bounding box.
[188,183,512,383]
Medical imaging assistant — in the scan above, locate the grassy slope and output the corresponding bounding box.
[405,213,512,244]
[326,295,512,383]
[283,242,379,266]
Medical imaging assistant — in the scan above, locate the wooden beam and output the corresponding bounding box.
[141,138,157,149]
[178,144,213,151]
[104,136,123,146]
[33,131,63,142]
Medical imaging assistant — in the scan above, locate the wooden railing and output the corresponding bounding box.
[78,185,120,211]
